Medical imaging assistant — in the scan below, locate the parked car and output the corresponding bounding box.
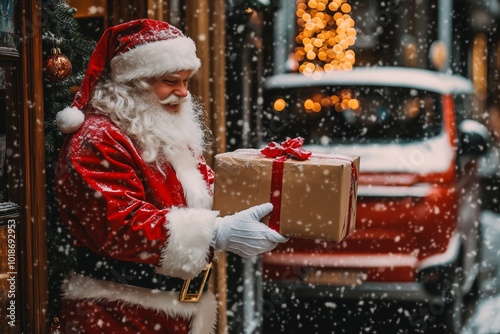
[260,67,489,333]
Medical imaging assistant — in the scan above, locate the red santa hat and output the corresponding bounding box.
[56,19,201,134]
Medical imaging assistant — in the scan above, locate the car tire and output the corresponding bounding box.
[429,265,464,334]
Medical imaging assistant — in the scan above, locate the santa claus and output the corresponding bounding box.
[54,19,287,334]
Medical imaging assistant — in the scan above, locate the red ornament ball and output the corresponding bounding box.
[44,48,72,82]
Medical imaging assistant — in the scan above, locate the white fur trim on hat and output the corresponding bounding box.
[62,273,217,334]
[110,36,201,82]
[157,207,218,279]
[56,106,85,134]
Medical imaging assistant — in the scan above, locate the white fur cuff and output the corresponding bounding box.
[158,207,218,279]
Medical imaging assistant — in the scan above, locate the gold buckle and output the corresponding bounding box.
[178,263,212,302]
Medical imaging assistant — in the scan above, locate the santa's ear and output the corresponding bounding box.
[56,106,85,134]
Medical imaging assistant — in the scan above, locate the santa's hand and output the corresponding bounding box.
[212,203,289,258]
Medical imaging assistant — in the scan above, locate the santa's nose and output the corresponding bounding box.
[174,82,188,97]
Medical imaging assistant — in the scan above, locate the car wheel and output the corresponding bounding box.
[432,266,464,334]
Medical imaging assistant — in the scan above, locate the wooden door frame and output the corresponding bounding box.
[1,0,47,332]
[19,0,47,332]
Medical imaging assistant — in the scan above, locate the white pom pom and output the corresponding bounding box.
[56,106,85,134]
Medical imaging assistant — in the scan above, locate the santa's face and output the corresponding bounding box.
[150,70,192,112]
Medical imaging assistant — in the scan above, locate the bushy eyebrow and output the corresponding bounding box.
[161,72,193,80]
[161,74,180,80]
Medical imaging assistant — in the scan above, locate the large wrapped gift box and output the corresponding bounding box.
[213,148,360,242]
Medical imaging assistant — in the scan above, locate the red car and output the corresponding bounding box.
[261,67,489,333]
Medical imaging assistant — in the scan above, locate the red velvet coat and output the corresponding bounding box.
[55,111,218,334]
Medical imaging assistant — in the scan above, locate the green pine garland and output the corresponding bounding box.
[43,0,95,153]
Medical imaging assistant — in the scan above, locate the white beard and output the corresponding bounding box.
[147,95,213,210]
[146,93,204,162]
[92,83,213,209]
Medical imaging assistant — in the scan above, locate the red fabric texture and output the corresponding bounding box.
[55,110,214,265]
[59,298,190,334]
[55,111,215,331]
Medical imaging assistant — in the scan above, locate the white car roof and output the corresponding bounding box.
[264,67,474,95]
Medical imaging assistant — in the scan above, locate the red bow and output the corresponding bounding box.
[260,137,312,161]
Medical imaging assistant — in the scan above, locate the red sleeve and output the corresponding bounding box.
[56,127,169,265]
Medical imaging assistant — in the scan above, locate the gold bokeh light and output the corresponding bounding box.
[300,91,361,114]
[273,98,287,112]
[295,0,356,75]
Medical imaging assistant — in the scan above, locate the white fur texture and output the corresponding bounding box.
[110,37,201,82]
[56,106,85,134]
[62,273,217,334]
[158,207,218,279]
[168,149,214,210]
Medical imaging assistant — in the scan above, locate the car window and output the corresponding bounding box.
[264,86,442,144]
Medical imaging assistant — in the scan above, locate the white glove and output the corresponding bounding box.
[212,203,289,258]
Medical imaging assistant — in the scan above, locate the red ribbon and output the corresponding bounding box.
[268,155,288,231]
[347,162,358,236]
[260,137,312,161]
[261,138,358,239]
[327,155,358,237]
[261,137,312,231]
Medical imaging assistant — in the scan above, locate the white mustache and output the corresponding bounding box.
[158,95,187,106]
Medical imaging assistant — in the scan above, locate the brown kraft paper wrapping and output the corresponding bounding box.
[213,149,360,242]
